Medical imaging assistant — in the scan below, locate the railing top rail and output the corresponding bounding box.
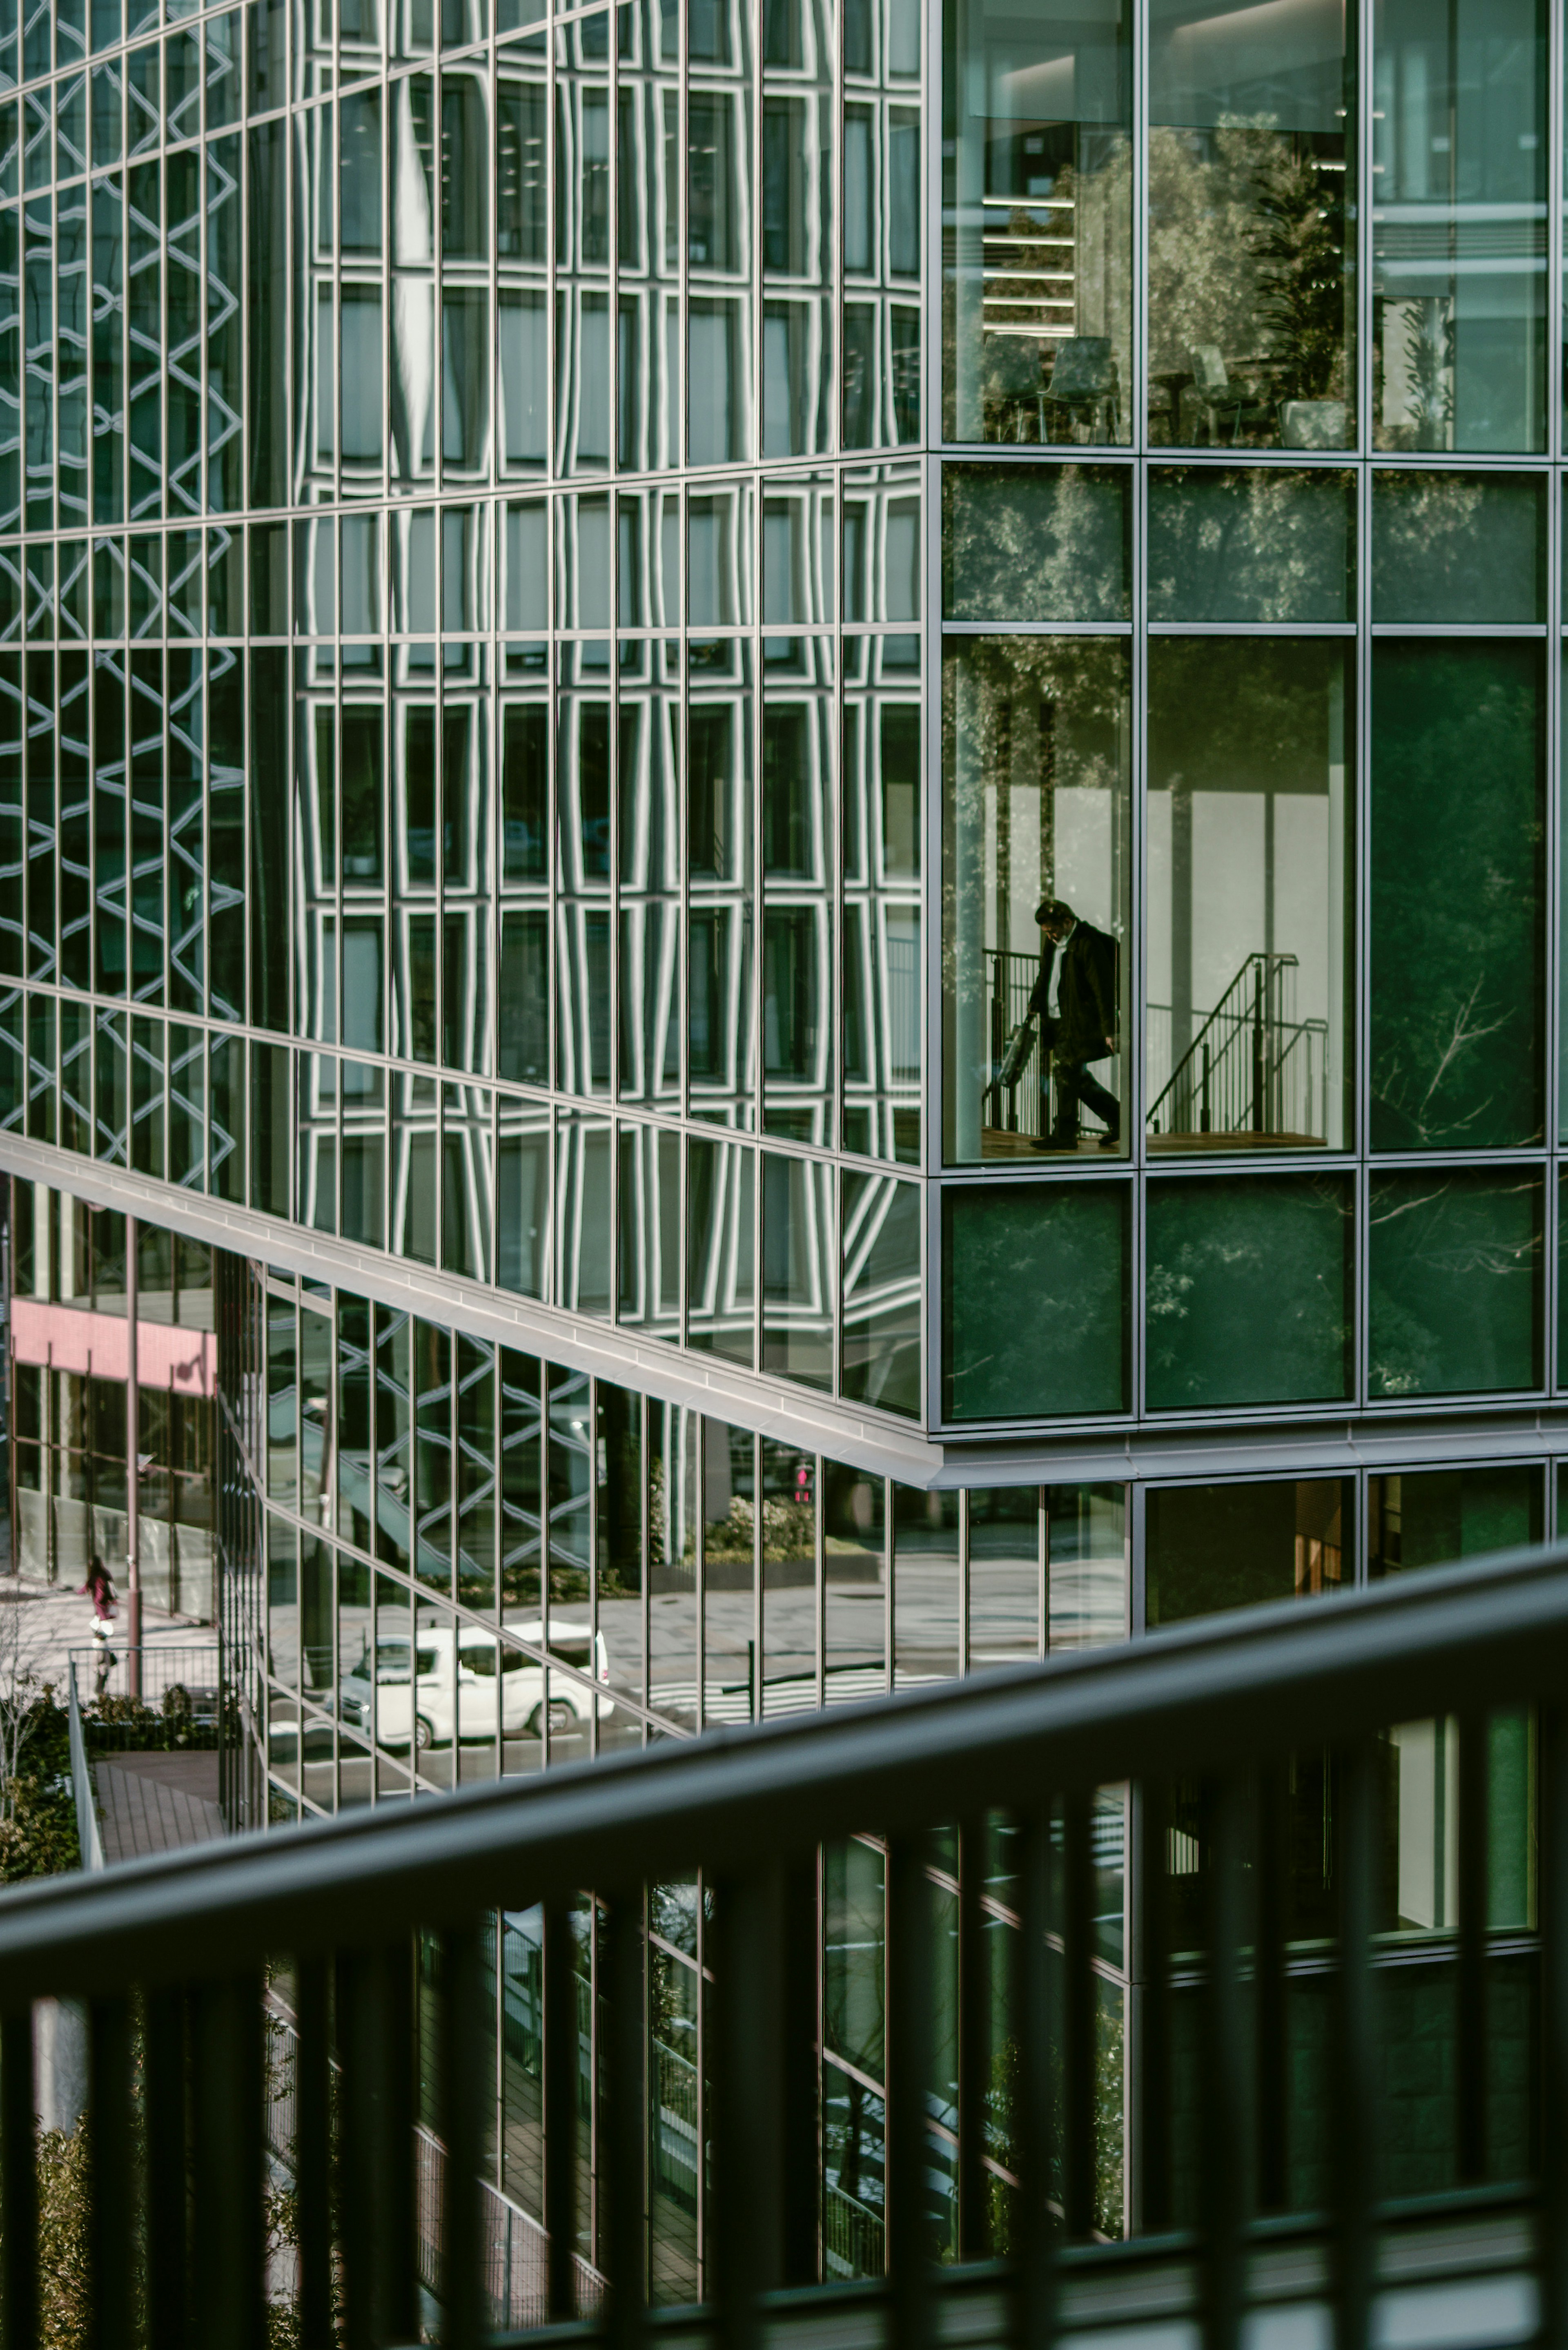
[67,1644,222,1663]
[4,1543,1568,2001]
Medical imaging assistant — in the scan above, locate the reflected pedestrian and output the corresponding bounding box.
[78,1555,116,1648]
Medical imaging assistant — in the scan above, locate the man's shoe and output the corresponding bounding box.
[1098,1133,1120,1150]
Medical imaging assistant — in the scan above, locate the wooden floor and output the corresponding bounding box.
[981,1126,1321,1158]
[93,1752,224,1865]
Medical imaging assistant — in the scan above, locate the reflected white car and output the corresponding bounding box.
[338,1620,612,1752]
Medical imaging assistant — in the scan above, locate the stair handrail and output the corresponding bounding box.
[1147,950,1300,1132]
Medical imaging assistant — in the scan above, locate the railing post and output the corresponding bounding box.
[602,1891,646,2350]
[1331,1745,1379,2350]
[88,1997,134,2350]
[1,2008,36,2350]
[189,1975,265,2350]
[439,1924,489,2350]
[542,1902,579,2323]
[1455,1712,1489,2186]
[1060,1792,1096,2241]
[780,1856,820,2288]
[144,1989,189,2349]
[1541,1706,1568,2349]
[1013,1810,1059,2350]
[711,1863,785,2350]
[1198,1779,1249,2350]
[1130,1781,1170,2237]
[886,1835,934,2350]
[956,1816,989,2262]
[1251,966,1265,1135]
[293,1958,333,2350]
[1254,1766,1288,2216]
[337,1943,417,2350]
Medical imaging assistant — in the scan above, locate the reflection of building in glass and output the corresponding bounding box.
[0,0,1566,2273]
[9,1184,215,1619]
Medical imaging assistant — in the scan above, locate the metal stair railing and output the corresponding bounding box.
[1149,951,1328,1141]
[982,945,1047,1135]
[0,1549,1568,2339]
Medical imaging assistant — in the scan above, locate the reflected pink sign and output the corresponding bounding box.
[10,1300,215,1397]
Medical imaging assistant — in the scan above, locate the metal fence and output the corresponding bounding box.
[2,1548,1568,2346]
[65,1663,104,1875]
[67,1643,223,1724]
[1148,954,1329,1144]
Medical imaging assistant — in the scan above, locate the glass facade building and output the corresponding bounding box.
[0,0,1565,2268]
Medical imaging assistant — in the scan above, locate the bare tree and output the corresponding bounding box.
[0,1585,53,1822]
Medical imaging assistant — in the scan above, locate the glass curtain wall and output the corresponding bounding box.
[8,1180,215,1607]
[936,0,1556,1439]
[1148,0,1355,451]
[0,0,929,1465]
[221,1254,1130,1820]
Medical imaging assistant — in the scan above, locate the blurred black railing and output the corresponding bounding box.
[1,1550,1568,2343]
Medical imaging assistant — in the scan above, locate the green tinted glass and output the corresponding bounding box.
[1148,467,1354,622]
[1368,1465,1542,1578]
[1370,640,1544,1148]
[841,1171,920,1418]
[1146,1477,1349,1628]
[1372,472,1546,623]
[942,464,1130,622]
[941,1180,1127,1421]
[1368,1170,1541,1398]
[1146,1173,1352,1410]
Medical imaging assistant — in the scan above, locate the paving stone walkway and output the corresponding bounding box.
[92,1753,224,1865]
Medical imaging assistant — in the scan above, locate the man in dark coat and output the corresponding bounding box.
[1023,896,1120,1146]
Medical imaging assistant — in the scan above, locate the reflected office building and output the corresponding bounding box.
[1,0,1567,2264]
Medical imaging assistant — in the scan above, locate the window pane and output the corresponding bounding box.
[760,1438,815,1717]
[1370,641,1543,1149]
[1148,638,1352,1152]
[942,463,1129,623]
[1047,1481,1125,1648]
[555,1113,612,1315]
[1146,1173,1352,1410]
[615,1121,679,1343]
[762,638,835,1144]
[686,1133,754,1364]
[893,1485,959,1687]
[703,1423,755,1723]
[1368,1466,1542,1579]
[840,1171,920,1418]
[1368,1169,1542,1398]
[942,0,1131,445]
[1147,466,1353,622]
[1149,0,1355,451]
[761,1149,833,1391]
[941,1179,1127,1421]
[942,635,1130,1164]
[842,667,922,1166]
[648,1403,699,1728]
[967,1485,1039,1669]
[822,1460,884,1703]
[1372,0,1546,453]
[687,640,755,1128]
[1372,471,1546,622]
[616,649,682,1111]
[1146,1477,1349,1628]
